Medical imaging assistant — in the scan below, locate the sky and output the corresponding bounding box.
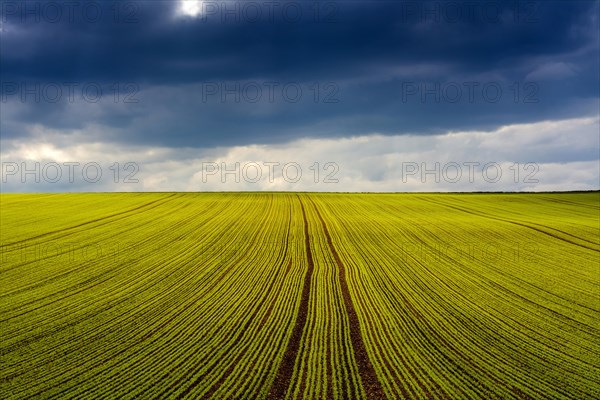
[1,0,599,192]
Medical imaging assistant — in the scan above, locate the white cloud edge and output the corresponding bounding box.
[1,116,598,192]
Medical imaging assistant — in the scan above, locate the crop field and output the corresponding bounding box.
[0,192,599,399]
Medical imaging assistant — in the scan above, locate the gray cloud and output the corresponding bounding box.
[1,116,598,192]
[0,1,598,192]
[1,0,598,149]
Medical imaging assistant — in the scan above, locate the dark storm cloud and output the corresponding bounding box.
[1,0,598,147]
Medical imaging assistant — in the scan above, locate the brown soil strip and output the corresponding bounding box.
[266,195,314,399]
[308,198,386,399]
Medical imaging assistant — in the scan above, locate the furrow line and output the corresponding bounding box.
[308,196,386,399]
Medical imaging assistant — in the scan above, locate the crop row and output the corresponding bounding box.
[1,192,598,398]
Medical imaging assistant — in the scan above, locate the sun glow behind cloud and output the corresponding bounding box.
[178,0,205,18]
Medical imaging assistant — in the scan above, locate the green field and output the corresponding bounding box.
[1,193,599,399]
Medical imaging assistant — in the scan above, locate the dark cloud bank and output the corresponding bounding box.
[1,0,599,149]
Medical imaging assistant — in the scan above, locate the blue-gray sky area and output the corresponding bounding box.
[1,0,599,191]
